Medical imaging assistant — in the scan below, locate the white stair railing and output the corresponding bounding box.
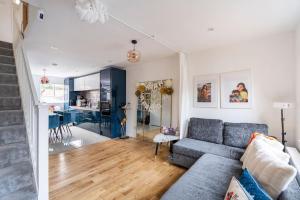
[12,4,49,200]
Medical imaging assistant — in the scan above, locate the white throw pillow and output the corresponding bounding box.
[224,177,253,200]
[242,140,297,198]
[241,136,289,164]
[242,139,290,169]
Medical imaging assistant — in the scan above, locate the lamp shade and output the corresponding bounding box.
[273,102,293,109]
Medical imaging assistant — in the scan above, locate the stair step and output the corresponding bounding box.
[0,186,37,200]
[0,97,21,111]
[0,110,24,127]
[0,64,16,74]
[0,84,19,97]
[0,125,26,146]
[0,161,34,197]
[0,143,29,169]
[0,41,12,50]
[0,47,13,57]
[0,73,18,84]
[0,55,15,65]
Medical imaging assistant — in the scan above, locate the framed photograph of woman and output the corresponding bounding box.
[194,74,219,108]
[221,70,252,109]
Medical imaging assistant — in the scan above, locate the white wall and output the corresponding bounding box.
[296,25,300,150]
[0,1,13,43]
[186,32,297,146]
[126,55,180,137]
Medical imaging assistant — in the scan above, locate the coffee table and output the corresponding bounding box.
[153,133,179,155]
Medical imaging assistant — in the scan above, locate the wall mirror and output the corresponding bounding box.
[135,79,173,141]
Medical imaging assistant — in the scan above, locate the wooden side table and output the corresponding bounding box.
[153,133,179,155]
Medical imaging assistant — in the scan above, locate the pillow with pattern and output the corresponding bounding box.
[225,176,253,200]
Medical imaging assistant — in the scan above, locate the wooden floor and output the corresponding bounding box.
[49,139,185,200]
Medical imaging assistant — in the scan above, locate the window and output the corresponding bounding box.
[40,84,65,103]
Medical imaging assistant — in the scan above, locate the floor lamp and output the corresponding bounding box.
[273,102,292,152]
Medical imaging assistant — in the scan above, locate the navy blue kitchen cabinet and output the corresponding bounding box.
[100,67,126,138]
[64,78,79,110]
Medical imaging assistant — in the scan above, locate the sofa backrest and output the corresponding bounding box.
[187,118,223,144]
[223,122,268,149]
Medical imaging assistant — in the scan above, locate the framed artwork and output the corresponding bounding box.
[194,74,219,108]
[221,70,252,109]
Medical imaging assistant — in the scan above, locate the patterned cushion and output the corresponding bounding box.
[239,169,272,200]
[188,118,223,144]
[223,123,268,148]
[225,176,253,200]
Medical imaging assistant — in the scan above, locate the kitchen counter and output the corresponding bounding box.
[70,106,99,112]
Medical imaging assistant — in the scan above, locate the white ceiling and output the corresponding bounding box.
[25,0,300,77]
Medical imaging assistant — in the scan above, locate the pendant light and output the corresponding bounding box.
[127,40,141,63]
[40,69,49,84]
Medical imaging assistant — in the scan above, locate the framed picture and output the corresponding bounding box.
[221,70,252,109]
[194,74,219,108]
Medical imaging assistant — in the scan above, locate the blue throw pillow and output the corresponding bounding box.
[239,169,272,200]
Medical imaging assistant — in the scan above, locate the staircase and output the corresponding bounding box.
[0,41,37,200]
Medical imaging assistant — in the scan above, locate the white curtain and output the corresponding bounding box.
[179,52,189,139]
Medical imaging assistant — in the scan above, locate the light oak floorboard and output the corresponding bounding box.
[49,139,185,200]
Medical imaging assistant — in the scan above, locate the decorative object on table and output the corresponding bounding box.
[49,105,55,113]
[194,74,219,108]
[162,126,176,135]
[40,68,49,84]
[273,102,293,152]
[221,70,252,109]
[153,133,179,155]
[75,0,109,24]
[128,40,141,63]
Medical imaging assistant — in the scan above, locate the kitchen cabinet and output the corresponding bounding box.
[74,73,100,91]
[100,67,126,138]
[85,73,100,90]
[74,77,85,91]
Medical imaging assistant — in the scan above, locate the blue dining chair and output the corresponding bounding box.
[49,114,60,140]
[59,112,73,136]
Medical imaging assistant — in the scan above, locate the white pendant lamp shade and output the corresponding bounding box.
[75,0,109,24]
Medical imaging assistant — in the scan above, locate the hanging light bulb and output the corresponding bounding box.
[127,40,141,63]
[40,69,49,84]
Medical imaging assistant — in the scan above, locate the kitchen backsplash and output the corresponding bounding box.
[80,90,100,108]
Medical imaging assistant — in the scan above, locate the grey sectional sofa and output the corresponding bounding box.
[161,118,300,200]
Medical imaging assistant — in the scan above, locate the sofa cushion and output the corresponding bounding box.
[225,176,253,200]
[173,138,245,160]
[223,122,268,148]
[239,169,272,200]
[161,154,243,200]
[278,178,300,200]
[188,118,223,144]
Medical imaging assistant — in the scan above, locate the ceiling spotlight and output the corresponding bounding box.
[52,63,58,66]
[50,46,59,50]
[127,40,141,63]
[14,0,21,5]
[208,27,215,32]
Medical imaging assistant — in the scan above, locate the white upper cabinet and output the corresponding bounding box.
[74,77,85,91]
[85,73,100,90]
[74,73,100,91]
